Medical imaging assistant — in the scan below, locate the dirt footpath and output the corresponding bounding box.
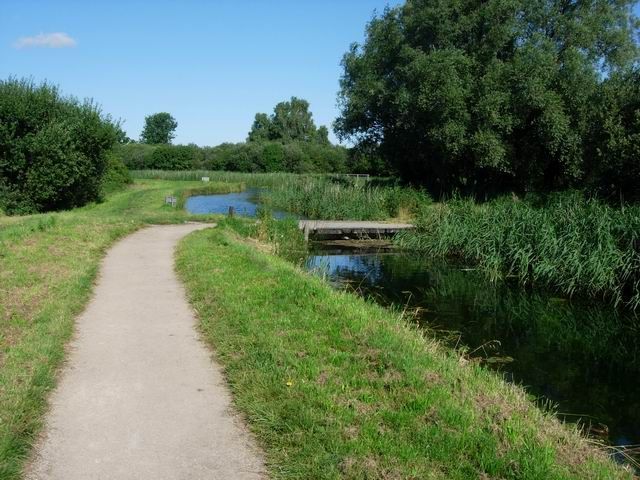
[27,224,265,480]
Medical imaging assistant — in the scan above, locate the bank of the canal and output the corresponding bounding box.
[177,225,634,479]
[186,191,640,469]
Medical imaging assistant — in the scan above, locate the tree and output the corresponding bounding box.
[586,69,640,202]
[247,113,272,142]
[140,112,178,144]
[0,78,118,214]
[316,125,330,145]
[335,0,639,197]
[271,97,316,142]
[247,97,331,144]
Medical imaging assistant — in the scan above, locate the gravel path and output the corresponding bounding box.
[26,224,265,480]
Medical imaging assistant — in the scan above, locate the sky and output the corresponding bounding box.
[0,0,403,146]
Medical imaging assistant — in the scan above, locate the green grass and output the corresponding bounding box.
[176,225,633,479]
[1,178,635,478]
[396,193,640,310]
[131,169,302,187]
[0,179,240,479]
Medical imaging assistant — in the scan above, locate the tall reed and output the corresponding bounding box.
[396,193,640,309]
[260,176,431,220]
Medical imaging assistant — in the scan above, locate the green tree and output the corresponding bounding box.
[0,78,118,214]
[247,113,272,142]
[587,69,640,202]
[316,125,330,145]
[336,0,639,197]
[247,97,332,144]
[271,97,316,142]
[140,112,178,144]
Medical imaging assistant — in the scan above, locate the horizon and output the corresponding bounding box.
[0,0,403,146]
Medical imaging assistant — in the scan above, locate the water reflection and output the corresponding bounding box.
[305,245,640,458]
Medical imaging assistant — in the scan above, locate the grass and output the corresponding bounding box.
[1,177,635,478]
[176,224,634,479]
[0,179,239,479]
[396,193,640,310]
[131,169,301,187]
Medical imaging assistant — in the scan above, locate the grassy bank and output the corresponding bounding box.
[176,224,633,479]
[396,194,640,310]
[131,169,300,187]
[0,180,239,479]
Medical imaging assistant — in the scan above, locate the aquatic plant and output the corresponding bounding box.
[396,193,640,310]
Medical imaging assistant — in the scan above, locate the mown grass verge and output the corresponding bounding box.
[0,180,239,479]
[176,225,633,479]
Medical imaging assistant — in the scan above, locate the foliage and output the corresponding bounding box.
[260,175,431,220]
[335,0,640,198]
[248,97,331,144]
[140,112,178,144]
[586,68,640,202]
[396,193,640,310]
[101,153,132,194]
[114,141,349,173]
[0,78,119,214]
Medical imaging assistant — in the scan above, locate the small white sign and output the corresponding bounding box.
[201,176,210,182]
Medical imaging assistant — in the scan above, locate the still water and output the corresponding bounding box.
[187,191,640,461]
[306,246,640,459]
[185,188,294,219]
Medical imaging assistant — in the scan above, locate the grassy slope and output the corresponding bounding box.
[0,180,239,479]
[176,226,633,480]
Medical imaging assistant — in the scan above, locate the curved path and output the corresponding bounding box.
[27,224,265,480]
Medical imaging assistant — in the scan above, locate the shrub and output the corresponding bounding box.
[0,78,118,214]
[101,153,132,194]
[114,141,349,174]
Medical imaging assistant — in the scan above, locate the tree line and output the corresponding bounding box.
[115,97,351,173]
[335,0,640,201]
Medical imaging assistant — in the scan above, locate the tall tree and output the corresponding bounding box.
[247,97,331,144]
[140,112,178,144]
[247,113,272,142]
[335,0,639,197]
[271,97,316,142]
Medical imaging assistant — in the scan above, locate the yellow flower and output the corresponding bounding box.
[286,379,293,387]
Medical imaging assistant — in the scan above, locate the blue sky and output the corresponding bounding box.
[2,1,637,146]
[0,0,402,145]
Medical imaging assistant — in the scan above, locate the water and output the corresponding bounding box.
[305,246,640,461]
[185,188,294,219]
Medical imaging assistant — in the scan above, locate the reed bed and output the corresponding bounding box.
[260,176,431,220]
[396,193,640,309]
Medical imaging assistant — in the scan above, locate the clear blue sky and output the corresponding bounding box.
[0,0,402,145]
[2,1,637,146]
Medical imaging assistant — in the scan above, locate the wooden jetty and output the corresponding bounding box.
[299,220,414,241]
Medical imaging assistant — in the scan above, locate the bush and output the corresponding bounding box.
[0,78,118,214]
[101,153,132,194]
[114,141,349,174]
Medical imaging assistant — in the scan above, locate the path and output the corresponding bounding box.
[27,224,265,480]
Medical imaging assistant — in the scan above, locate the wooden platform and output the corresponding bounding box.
[298,220,414,240]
